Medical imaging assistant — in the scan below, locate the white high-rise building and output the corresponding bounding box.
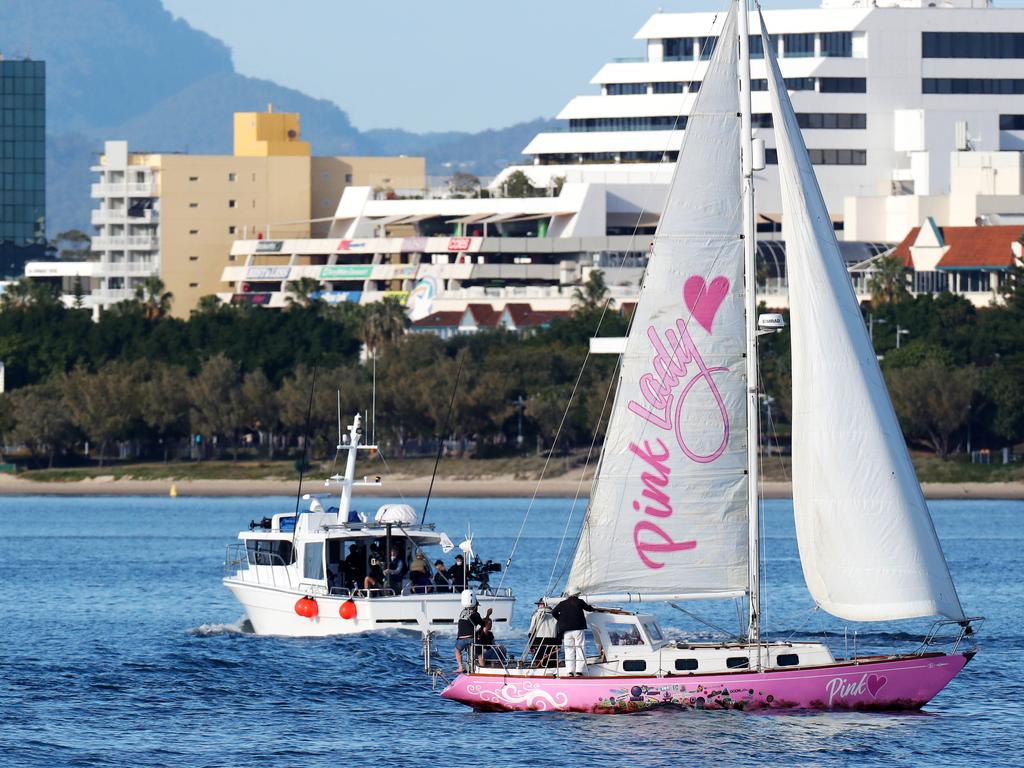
[499,0,1024,235]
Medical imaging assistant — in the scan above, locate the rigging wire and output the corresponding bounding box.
[421,352,465,527]
[292,366,318,546]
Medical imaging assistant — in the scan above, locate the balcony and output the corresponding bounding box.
[92,235,159,251]
[91,181,158,198]
[91,208,157,225]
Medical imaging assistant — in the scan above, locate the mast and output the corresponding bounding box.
[737,0,761,658]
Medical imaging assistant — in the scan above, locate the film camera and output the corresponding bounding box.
[466,557,502,590]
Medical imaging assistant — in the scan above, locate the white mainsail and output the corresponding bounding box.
[567,5,748,601]
[760,15,965,622]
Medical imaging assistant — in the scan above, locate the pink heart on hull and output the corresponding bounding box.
[866,674,887,698]
[684,276,730,333]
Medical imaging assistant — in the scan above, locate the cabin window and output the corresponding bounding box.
[726,657,750,669]
[246,539,294,566]
[776,654,800,667]
[303,542,325,580]
[642,622,664,642]
[607,624,644,646]
[675,658,698,671]
[622,660,647,672]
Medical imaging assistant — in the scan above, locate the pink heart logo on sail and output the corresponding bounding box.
[683,276,730,333]
[866,674,887,698]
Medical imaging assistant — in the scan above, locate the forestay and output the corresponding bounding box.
[760,14,965,622]
[567,4,748,601]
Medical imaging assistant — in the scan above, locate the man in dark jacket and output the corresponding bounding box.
[447,554,467,592]
[551,591,603,677]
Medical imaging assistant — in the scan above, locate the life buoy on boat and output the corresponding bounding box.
[294,596,319,618]
[339,599,357,620]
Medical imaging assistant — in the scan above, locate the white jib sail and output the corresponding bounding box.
[567,4,748,601]
[760,15,965,622]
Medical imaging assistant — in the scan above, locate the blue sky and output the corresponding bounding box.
[160,0,819,133]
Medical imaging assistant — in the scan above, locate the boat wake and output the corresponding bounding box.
[188,616,254,637]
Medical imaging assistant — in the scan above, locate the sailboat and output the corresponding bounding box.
[438,0,977,712]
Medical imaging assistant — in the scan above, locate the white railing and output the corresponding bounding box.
[91,208,156,225]
[92,235,159,251]
[91,182,157,197]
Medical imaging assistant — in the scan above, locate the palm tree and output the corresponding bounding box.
[134,276,173,319]
[361,297,409,357]
[284,277,323,309]
[867,253,910,306]
[0,277,62,311]
[572,269,613,311]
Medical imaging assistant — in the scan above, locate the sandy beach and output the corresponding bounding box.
[0,473,1021,500]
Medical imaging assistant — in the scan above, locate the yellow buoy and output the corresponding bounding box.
[169,483,178,498]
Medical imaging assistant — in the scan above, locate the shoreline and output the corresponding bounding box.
[0,474,1021,500]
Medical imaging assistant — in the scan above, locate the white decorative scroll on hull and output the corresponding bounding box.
[759,13,965,623]
[567,6,748,602]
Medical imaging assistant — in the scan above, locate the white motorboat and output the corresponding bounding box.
[223,414,515,636]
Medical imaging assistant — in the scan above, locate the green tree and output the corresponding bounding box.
[134,276,173,320]
[51,229,92,261]
[885,359,979,458]
[573,270,612,311]
[142,364,191,461]
[7,382,73,468]
[241,368,279,458]
[502,170,537,199]
[285,277,323,309]
[868,253,910,306]
[0,278,62,311]
[63,362,143,466]
[449,172,481,197]
[361,297,409,357]
[188,354,245,460]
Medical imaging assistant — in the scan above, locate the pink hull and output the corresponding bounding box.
[441,652,971,713]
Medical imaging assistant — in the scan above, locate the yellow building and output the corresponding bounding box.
[29,108,425,317]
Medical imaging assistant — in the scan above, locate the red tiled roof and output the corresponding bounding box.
[464,303,501,326]
[893,224,1021,269]
[411,311,462,328]
[501,303,571,328]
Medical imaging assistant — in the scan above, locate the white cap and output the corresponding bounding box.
[460,589,477,608]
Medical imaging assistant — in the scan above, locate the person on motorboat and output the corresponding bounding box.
[447,554,467,592]
[455,591,491,674]
[363,556,385,594]
[433,560,452,593]
[383,546,406,593]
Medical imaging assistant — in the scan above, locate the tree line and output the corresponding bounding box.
[1,262,1022,468]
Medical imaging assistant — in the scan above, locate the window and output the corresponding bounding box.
[924,78,1024,95]
[228,225,236,234]
[913,271,949,294]
[188,176,199,182]
[776,654,800,667]
[622,660,647,672]
[652,81,684,94]
[783,33,815,58]
[697,36,717,60]
[796,113,866,129]
[228,199,237,208]
[782,148,868,165]
[189,256,198,261]
[643,622,664,641]
[752,113,774,128]
[923,32,1024,59]
[228,172,236,182]
[606,83,647,95]
[663,37,693,61]
[726,657,750,669]
[189,202,199,208]
[344,173,353,183]
[748,35,764,59]
[958,271,990,292]
[189,229,199,235]
[188,282,198,288]
[820,32,852,57]
[1000,115,1024,130]
[819,77,866,93]
[569,116,684,132]
[246,539,295,566]
[607,624,644,645]
[675,658,699,671]
[303,541,325,580]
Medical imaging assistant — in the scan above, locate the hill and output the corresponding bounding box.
[0,0,553,234]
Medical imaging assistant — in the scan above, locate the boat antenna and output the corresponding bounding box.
[336,389,342,448]
[293,366,319,530]
[372,352,377,446]
[420,351,465,526]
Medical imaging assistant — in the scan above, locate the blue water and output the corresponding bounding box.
[0,496,1021,767]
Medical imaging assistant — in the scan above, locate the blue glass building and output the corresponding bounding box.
[0,58,45,276]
